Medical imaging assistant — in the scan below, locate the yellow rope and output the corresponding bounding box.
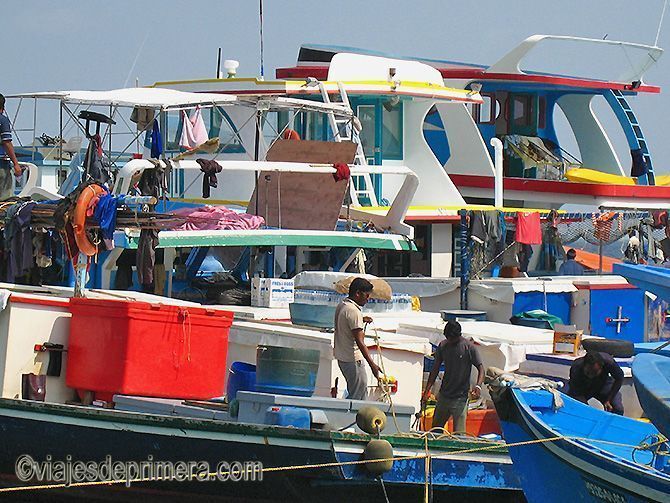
[369,323,401,433]
[2,433,659,493]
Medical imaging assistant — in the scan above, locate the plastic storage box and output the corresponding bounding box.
[265,406,311,428]
[67,298,233,400]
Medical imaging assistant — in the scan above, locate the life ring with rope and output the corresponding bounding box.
[73,184,107,256]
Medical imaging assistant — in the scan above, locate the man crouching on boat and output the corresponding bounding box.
[567,351,625,415]
[421,321,484,433]
[334,278,382,400]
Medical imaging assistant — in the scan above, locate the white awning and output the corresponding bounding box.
[468,279,577,304]
[8,87,238,110]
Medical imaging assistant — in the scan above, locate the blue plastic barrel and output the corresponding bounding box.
[255,346,320,397]
[226,362,256,401]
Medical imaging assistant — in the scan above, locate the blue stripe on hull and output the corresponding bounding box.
[336,451,520,491]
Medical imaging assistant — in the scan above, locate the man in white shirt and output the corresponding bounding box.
[333,278,382,400]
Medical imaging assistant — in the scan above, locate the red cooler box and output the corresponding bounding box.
[67,298,233,400]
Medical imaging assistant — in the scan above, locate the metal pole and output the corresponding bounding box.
[491,137,504,208]
[59,101,63,176]
[254,110,261,215]
[32,98,37,163]
[459,209,469,310]
[259,0,265,78]
[598,236,604,275]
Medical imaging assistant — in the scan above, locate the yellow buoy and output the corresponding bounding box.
[362,439,394,474]
[356,406,387,434]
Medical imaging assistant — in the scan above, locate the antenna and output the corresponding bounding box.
[216,47,222,79]
[655,0,668,46]
[259,0,265,78]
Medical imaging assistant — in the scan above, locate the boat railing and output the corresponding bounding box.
[113,158,418,236]
[487,34,663,84]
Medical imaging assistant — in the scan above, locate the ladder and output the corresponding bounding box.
[607,89,656,185]
[318,81,378,207]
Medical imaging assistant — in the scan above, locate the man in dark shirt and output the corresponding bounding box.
[421,320,484,433]
[558,248,584,276]
[568,351,625,415]
[0,94,22,200]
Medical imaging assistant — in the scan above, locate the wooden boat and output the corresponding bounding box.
[0,398,521,500]
[633,352,670,439]
[491,386,670,502]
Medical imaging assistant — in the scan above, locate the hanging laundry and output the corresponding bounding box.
[83,134,112,185]
[130,106,155,131]
[4,201,36,282]
[93,193,117,250]
[196,158,222,198]
[593,212,615,242]
[179,107,209,150]
[515,212,542,245]
[470,211,486,244]
[136,228,159,292]
[150,119,163,159]
[484,210,501,242]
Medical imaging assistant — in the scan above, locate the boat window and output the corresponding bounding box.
[538,97,547,129]
[357,105,377,163]
[468,93,497,125]
[208,107,246,153]
[513,95,533,127]
[382,103,402,160]
[164,111,183,151]
[304,112,326,141]
[480,94,497,124]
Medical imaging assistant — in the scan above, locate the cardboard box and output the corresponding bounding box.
[251,278,294,308]
[553,324,582,355]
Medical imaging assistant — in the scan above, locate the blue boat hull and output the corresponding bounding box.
[493,388,670,503]
[633,353,670,439]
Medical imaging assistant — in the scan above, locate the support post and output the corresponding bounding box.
[459,209,469,310]
[74,253,88,298]
[491,137,504,208]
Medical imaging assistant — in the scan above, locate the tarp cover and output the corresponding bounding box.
[230,320,432,357]
[398,320,554,371]
[469,279,577,304]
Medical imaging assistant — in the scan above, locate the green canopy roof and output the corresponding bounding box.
[114,229,416,251]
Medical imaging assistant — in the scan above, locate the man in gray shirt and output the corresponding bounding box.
[422,320,484,433]
[0,94,22,200]
[334,277,382,400]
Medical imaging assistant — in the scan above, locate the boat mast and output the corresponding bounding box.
[259,0,265,79]
[655,0,668,46]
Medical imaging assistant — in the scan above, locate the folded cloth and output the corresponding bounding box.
[171,205,265,231]
[196,159,222,198]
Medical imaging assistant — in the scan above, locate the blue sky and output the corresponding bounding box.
[2,1,669,169]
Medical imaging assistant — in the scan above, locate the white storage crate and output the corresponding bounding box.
[251,278,295,308]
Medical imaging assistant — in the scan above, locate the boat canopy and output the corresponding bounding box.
[114,229,416,251]
[7,88,240,111]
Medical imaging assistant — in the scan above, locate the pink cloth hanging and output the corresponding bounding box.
[179,107,209,150]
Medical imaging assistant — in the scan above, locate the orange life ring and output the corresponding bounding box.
[282,128,301,141]
[73,184,107,256]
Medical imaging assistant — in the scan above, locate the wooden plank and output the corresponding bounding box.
[266,139,356,164]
